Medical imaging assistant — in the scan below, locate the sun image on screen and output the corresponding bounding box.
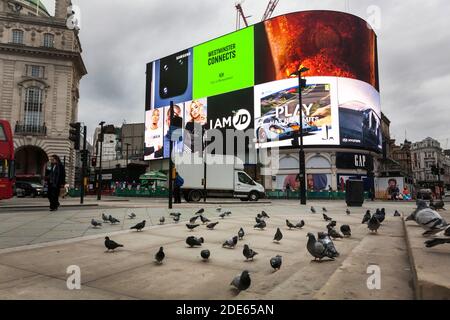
[183,98,208,154]
[144,108,164,160]
[254,77,339,149]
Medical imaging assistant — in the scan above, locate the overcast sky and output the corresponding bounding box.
[42,0,450,148]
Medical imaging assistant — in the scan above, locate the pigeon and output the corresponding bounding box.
[104,236,123,252]
[323,213,332,222]
[230,270,251,291]
[186,223,200,231]
[130,220,146,231]
[368,215,381,233]
[238,227,245,240]
[430,198,445,211]
[200,215,210,224]
[425,238,450,248]
[286,219,296,230]
[91,219,102,228]
[346,208,351,215]
[270,255,282,271]
[222,236,238,248]
[362,210,371,224]
[394,210,401,217]
[155,247,165,264]
[219,212,226,219]
[340,225,351,237]
[317,232,340,257]
[254,220,267,230]
[102,213,109,223]
[216,206,222,212]
[242,244,258,260]
[327,226,344,239]
[189,216,200,224]
[186,236,204,247]
[200,249,210,260]
[322,207,328,213]
[374,208,386,224]
[206,222,219,230]
[159,216,165,225]
[326,221,337,229]
[224,211,232,216]
[255,216,264,224]
[173,216,180,223]
[170,212,181,217]
[273,228,283,242]
[296,220,305,229]
[406,200,448,236]
[257,213,263,219]
[128,213,136,219]
[261,211,270,219]
[306,233,338,261]
[311,206,316,214]
[195,208,205,215]
[109,215,120,224]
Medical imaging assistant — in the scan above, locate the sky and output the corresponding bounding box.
[41,0,450,148]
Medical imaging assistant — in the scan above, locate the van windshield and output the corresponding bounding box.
[238,172,255,186]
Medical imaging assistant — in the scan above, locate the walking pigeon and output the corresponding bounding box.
[128,213,136,219]
[189,216,200,224]
[326,221,337,229]
[200,249,210,260]
[340,225,352,237]
[238,227,245,240]
[155,247,165,264]
[286,219,296,229]
[130,220,146,231]
[186,223,200,231]
[216,206,222,212]
[200,215,210,224]
[173,216,180,223]
[394,210,401,217]
[219,212,226,219]
[195,208,205,215]
[322,207,328,213]
[104,236,123,252]
[273,228,283,242]
[223,236,238,248]
[318,232,340,257]
[311,206,317,214]
[186,236,204,247]
[109,215,120,224]
[327,226,344,239]
[230,270,251,291]
[159,216,165,225]
[170,212,181,217]
[323,214,332,222]
[430,198,445,211]
[102,213,109,223]
[224,211,232,216]
[374,208,386,224]
[368,215,381,233]
[91,219,102,228]
[206,222,219,230]
[346,209,351,215]
[306,233,338,261]
[406,200,448,236]
[254,220,266,230]
[242,244,258,260]
[261,211,270,219]
[255,216,264,224]
[270,255,282,271]
[296,220,305,229]
[362,210,371,224]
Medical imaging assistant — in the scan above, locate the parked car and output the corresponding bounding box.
[416,188,433,200]
[13,185,25,198]
[14,181,46,198]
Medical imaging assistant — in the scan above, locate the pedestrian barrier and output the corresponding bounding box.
[266,190,370,200]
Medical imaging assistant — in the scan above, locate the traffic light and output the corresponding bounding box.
[291,137,300,147]
[91,156,97,167]
[69,122,81,150]
[300,78,307,89]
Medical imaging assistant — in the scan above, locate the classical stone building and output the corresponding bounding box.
[0,0,87,185]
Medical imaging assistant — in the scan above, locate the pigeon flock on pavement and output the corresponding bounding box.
[96,198,448,294]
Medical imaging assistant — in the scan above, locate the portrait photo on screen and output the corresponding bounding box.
[144,109,164,160]
[184,98,208,154]
[162,104,184,159]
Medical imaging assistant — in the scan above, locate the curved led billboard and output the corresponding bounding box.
[144,10,381,161]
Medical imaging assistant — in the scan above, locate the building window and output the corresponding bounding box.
[43,33,54,48]
[12,29,24,44]
[27,65,44,78]
[24,87,43,129]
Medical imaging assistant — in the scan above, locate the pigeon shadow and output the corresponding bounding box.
[229,288,241,297]
[310,259,336,264]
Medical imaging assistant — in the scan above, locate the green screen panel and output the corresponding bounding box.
[193,26,254,99]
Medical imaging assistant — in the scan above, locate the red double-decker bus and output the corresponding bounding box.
[0,120,14,200]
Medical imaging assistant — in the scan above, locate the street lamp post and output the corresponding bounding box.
[290,66,309,206]
[125,142,131,183]
[97,121,105,201]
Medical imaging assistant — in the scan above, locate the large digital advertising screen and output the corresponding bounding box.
[145,10,381,161]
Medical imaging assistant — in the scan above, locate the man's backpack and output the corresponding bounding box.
[175,175,184,187]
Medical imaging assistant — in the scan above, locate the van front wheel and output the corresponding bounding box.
[248,191,259,202]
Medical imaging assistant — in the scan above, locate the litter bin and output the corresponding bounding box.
[345,180,364,207]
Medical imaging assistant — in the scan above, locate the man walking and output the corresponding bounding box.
[47,155,65,211]
[174,171,184,204]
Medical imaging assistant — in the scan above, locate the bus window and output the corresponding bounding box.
[0,124,5,141]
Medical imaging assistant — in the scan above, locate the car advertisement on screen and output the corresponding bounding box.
[254,77,340,149]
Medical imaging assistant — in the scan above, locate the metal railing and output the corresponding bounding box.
[14,123,47,136]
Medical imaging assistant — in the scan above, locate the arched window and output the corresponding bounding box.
[12,29,24,44]
[43,33,54,48]
[24,87,43,131]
